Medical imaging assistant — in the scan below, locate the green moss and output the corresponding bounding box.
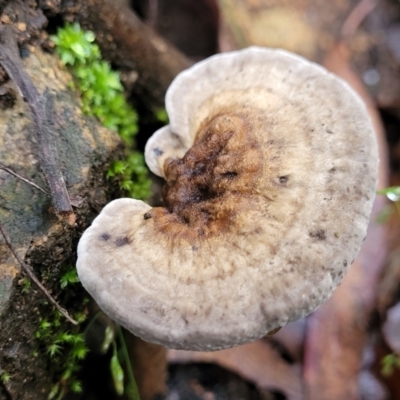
[59,268,79,289]
[52,23,151,200]
[18,277,31,294]
[107,153,151,200]
[34,285,88,400]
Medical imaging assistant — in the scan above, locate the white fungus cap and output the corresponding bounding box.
[77,47,378,351]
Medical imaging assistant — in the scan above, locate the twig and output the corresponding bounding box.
[0,221,78,325]
[0,27,73,218]
[341,0,379,38]
[0,161,48,194]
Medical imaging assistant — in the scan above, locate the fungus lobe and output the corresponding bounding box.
[77,47,378,351]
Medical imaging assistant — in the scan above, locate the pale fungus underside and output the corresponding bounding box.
[77,47,378,351]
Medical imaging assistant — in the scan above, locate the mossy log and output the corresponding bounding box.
[0,46,121,399]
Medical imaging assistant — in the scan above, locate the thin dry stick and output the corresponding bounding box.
[0,27,73,217]
[0,161,48,194]
[341,0,379,38]
[0,221,78,325]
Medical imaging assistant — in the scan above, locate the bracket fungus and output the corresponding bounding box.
[77,47,378,351]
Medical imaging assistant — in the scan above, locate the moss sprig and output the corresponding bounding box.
[52,23,151,199]
[35,308,88,399]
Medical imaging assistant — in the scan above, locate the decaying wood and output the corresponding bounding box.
[0,27,73,220]
[124,333,168,400]
[66,0,192,109]
[168,340,303,400]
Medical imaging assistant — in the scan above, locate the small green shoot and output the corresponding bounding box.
[377,186,400,202]
[19,277,31,294]
[73,312,87,324]
[47,343,63,358]
[51,23,99,65]
[70,380,83,394]
[381,353,400,376]
[60,269,79,289]
[101,325,115,353]
[40,319,52,331]
[48,383,62,400]
[0,371,11,385]
[71,337,88,360]
[377,186,400,217]
[110,341,125,396]
[107,153,151,199]
[155,108,169,123]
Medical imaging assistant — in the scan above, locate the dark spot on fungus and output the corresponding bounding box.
[328,167,336,173]
[343,260,347,267]
[143,213,152,220]
[326,129,333,134]
[192,245,198,251]
[221,171,238,179]
[279,176,289,184]
[309,229,326,241]
[100,233,110,241]
[153,148,164,156]
[115,237,130,247]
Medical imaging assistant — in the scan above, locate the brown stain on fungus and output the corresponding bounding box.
[150,113,264,243]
